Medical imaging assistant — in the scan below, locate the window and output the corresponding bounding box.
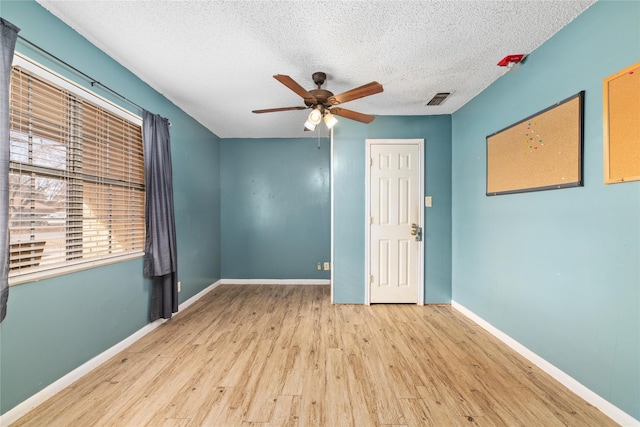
[8,55,145,285]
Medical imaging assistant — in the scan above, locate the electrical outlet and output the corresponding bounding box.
[324,262,330,271]
[317,263,322,271]
[177,281,181,292]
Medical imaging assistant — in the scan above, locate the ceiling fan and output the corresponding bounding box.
[252,72,383,130]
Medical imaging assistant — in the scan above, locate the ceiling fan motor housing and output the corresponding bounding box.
[306,72,333,109]
[305,89,334,108]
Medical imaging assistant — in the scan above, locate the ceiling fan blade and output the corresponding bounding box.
[273,74,317,102]
[252,106,307,114]
[330,107,376,124]
[327,81,383,105]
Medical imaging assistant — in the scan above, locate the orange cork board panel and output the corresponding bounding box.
[604,62,640,184]
[486,92,584,196]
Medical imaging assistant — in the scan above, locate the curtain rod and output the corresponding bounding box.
[17,35,145,113]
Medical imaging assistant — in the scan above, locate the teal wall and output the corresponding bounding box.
[0,1,221,415]
[451,1,639,420]
[221,138,330,280]
[333,115,452,304]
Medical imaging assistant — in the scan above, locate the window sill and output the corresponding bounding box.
[8,251,144,286]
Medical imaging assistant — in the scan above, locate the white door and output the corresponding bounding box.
[368,141,423,303]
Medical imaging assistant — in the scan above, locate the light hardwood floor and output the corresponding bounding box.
[14,284,616,426]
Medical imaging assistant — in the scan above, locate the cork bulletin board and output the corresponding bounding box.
[604,62,640,184]
[486,91,584,196]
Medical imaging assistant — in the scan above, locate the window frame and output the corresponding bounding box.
[8,53,145,286]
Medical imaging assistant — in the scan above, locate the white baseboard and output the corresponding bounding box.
[0,279,222,426]
[177,279,223,311]
[451,300,639,427]
[220,278,330,285]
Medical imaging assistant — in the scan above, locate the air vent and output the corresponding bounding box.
[426,92,451,106]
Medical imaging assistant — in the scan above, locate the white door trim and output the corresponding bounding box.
[365,139,425,305]
[330,128,335,303]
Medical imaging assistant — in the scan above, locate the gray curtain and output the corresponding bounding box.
[143,110,178,321]
[1,19,20,323]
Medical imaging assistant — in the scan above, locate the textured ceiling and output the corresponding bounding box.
[36,0,595,138]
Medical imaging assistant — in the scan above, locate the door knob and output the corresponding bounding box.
[410,224,423,241]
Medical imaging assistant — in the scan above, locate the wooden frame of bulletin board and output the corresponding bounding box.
[486,91,584,196]
[604,62,640,184]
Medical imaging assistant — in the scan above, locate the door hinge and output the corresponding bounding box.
[370,157,373,166]
[370,216,373,225]
[370,274,374,283]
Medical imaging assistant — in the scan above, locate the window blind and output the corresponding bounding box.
[8,65,145,284]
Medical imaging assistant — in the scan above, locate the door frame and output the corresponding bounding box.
[365,139,425,305]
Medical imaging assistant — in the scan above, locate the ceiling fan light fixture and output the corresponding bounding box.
[308,107,323,125]
[324,112,338,129]
[304,119,317,131]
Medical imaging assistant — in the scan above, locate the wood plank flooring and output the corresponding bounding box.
[13,285,616,426]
